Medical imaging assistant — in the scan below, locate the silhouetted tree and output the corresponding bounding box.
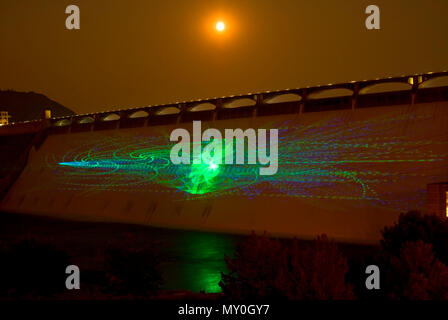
[104,234,163,298]
[381,211,448,265]
[219,232,285,299]
[386,241,448,299]
[219,232,354,300]
[284,235,354,300]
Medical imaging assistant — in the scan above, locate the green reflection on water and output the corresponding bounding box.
[161,231,241,293]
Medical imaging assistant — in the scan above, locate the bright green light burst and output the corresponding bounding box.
[186,160,221,195]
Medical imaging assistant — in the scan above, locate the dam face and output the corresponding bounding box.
[1,73,448,243]
[2,102,448,243]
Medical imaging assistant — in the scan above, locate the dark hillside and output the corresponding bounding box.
[0,90,75,123]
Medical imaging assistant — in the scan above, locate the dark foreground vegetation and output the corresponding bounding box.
[0,210,447,300]
[220,210,448,300]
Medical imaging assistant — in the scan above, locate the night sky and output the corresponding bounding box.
[0,0,447,114]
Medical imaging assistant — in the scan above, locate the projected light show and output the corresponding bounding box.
[38,106,448,214]
[3,0,448,305]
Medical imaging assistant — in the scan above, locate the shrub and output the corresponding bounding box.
[381,211,448,265]
[219,232,354,300]
[219,232,286,299]
[104,238,163,298]
[386,241,448,300]
[284,235,354,300]
[0,239,70,298]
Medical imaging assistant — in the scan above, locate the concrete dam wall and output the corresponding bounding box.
[1,100,447,243]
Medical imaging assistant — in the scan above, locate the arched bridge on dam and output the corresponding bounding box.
[1,71,448,243]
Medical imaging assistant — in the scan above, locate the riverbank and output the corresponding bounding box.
[0,211,380,299]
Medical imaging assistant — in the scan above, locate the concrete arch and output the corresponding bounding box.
[156,106,180,115]
[419,76,448,89]
[101,113,121,121]
[308,88,352,100]
[188,102,216,112]
[53,119,72,127]
[264,93,302,104]
[129,110,149,118]
[223,98,256,108]
[360,82,411,95]
[77,116,95,124]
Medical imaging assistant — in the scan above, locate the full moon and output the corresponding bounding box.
[216,21,225,32]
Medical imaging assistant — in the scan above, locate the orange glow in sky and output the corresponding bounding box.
[216,21,225,32]
[201,9,240,45]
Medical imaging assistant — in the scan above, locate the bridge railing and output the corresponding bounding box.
[2,70,448,136]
